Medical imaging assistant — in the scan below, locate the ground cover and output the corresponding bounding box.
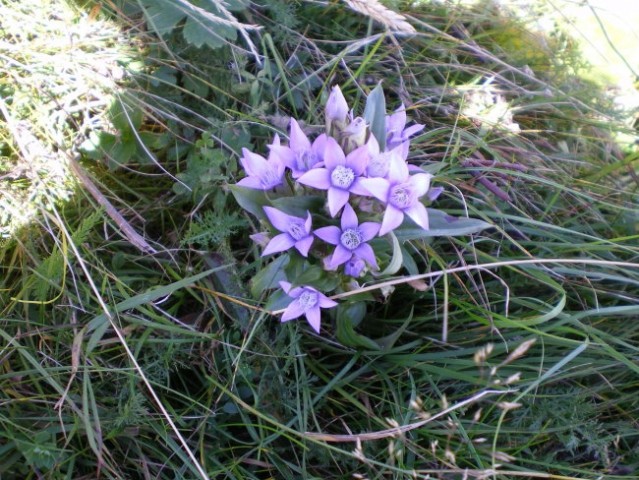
[0,0,638,478]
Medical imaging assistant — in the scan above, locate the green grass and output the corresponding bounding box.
[1,0,638,478]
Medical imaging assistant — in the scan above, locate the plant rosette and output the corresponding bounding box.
[230,84,491,347]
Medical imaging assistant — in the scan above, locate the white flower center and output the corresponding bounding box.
[331,165,355,189]
[340,228,362,250]
[298,290,318,310]
[287,221,307,241]
[389,183,414,209]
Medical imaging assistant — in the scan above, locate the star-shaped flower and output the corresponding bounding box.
[297,137,370,217]
[360,154,433,236]
[270,119,327,178]
[279,281,338,333]
[314,203,380,272]
[386,104,425,151]
[365,135,407,178]
[262,206,314,257]
[237,139,285,190]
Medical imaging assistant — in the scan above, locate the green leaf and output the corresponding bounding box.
[291,264,341,292]
[142,0,185,36]
[142,0,246,49]
[183,74,209,97]
[251,254,290,298]
[79,131,116,160]
[271,195,326,218]
[374,308,413,351]
[395,209,492,240]
[223,0,250,11]
[109,97,143,132]
[336,303,380,350]
[183,12,237,50]
[229,185,271,221]
[109,137,137,168]
[375,230,403,277]
[363,82,387,151]
[400,244,419,275]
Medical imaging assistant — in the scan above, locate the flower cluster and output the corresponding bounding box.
[233,85,441,334]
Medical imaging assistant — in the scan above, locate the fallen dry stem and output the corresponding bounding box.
[271,258,639,315]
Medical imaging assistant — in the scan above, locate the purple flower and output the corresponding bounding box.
[365,136,407,178]
[314,203,380,272]
[386,104,425,151]
[270,119,327,178]
[326,85,349,124]
[279,281,338,333]
[297,137,370,217]
[360,154,433,236]
[344,257,366,278]
[262,206,314,257]
[237,140,285,190]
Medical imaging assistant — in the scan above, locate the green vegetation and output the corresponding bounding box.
[0,0,637,478]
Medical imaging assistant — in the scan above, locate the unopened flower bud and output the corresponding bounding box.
[326,85,349,123]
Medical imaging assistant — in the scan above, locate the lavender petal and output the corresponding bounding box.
[340,203,358,230]
[358,222,381,241]
[304,307,322,333]
[295,235,314,257]
[289,118,311,152]
[281,300,306,321]
[410,173,433,198]
[387,153,409,184]
[346,145,369,175]
[322,137,346,170]
[262,233,295,256]
[359,177,390,203]
[327,187,350,217]
[329,244,353,268]
[314,226,341,245]
[354,243,378,270]
[297,168,331,190]
[263,206,294,232]
[379,205,405,236]
[404,201,430,230]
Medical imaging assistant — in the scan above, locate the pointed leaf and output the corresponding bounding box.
[271,195,326,218]
[375,307,413,350]
[229,185,271,221]
[375,230,403,277]
[395,209,492,240]
[336,303,380,350]
[251,255,290,298]
[363,82,387,151]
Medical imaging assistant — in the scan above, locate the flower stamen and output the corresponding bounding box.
[340,228,362,250]
[331,165,355,189]
[288,221,307,241]
[389,184,414,209]
[298,291,319,310]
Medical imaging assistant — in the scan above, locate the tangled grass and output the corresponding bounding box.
[0,0,637,478]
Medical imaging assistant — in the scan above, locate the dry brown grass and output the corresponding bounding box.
[343,0,416,33]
